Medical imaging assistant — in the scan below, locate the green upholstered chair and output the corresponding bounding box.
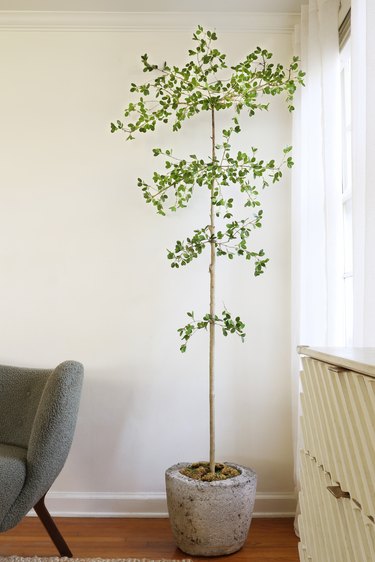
[0,360,84,557]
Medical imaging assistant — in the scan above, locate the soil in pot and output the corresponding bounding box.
[180,461,240,481]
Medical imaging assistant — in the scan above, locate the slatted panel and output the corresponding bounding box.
[300,357,375,518]
[298,452,375,562]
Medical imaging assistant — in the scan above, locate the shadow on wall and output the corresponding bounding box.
[56,370,139,492]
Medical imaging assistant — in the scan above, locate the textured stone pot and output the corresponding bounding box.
[165,462,257,556]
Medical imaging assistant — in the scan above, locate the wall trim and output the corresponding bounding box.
[28,491,297,518]
[0,11,299,33]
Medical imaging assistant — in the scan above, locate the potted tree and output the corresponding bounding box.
[112,26,304,556]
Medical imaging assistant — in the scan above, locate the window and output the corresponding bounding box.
[339,20,353,345]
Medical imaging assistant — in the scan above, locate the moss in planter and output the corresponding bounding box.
[180,462,240,481]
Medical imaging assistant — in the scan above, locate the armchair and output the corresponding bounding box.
[0,360,84,557]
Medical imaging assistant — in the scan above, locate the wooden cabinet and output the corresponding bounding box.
[297,347,375,562]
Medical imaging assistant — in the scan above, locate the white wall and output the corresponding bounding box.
[0,13,297,516]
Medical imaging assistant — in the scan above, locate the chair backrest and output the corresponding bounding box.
[0,365,52,449]
[27,360,84,482]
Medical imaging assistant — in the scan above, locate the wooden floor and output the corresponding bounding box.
[0,517,299,562]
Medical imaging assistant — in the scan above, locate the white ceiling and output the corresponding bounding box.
[0,0,306,13]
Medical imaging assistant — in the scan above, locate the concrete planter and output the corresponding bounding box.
[165,462,257,556]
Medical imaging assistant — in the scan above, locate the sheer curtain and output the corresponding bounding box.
[351,0,375,347]
[291,0,342,531]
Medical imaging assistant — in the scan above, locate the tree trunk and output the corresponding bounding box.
[209,107,216,474]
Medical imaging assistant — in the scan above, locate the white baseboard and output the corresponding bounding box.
[29,491,297,518]
[253,493,297,518]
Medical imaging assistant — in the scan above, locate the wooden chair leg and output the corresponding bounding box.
[34,494,73,558]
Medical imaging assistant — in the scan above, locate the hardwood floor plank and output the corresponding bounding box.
[0,517,299,562]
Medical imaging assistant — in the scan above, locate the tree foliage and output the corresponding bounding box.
[112,26,304,351]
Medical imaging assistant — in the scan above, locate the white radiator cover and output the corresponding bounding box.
[297,346,375,562]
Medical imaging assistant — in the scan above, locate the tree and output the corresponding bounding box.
[112,26,304,477]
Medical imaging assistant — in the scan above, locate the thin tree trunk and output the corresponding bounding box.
[209,107,216,474]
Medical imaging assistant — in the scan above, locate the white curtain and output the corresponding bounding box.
[291,0,342,533]
[351,0,375,347]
